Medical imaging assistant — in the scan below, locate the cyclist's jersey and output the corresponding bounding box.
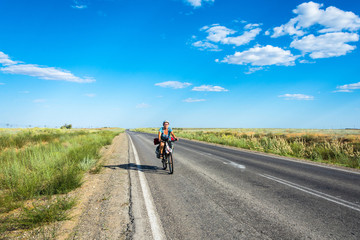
[159,127,172,141]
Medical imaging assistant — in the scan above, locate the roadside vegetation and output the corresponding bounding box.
[134,128,360,169]
[0,128,123,237]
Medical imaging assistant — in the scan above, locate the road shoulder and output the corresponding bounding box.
[57,133,131,240]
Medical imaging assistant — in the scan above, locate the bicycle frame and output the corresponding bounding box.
[160,139,177,174]
[161,139,176,155]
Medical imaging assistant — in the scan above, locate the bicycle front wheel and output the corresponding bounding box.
[168,153,174,174]
[162,157,167,170]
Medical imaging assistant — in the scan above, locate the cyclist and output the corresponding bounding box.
[158,120,178,158]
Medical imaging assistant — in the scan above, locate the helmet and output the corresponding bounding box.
[163,120,169,125]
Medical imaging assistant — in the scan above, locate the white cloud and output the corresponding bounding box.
[136,103,151,108]
[155,81,192,89]
[72,0,87,9]
[272,18,306,38]
[201,24,261,46]
[0,51,95,83]
[84,93,96,97]
[33,99,46,103]
[72,5,87,9]
[192,41,220,51]
[333,89,352,93]
[299,59,315,64]
[0,52,17,65]
[19,90,30,93]
[183,98,206,102]
[278,94,314,100]
[244,23,261,30]
[202,24,235,42]
[0,82,5,85]
[290,32,359,59]
[192,41,221,51]
[272,2,360,38]
[335,82,360,93]
[184,0,214,8]
[192,85,228,92]
[245,66,264,74]
[1,64,95,83]
[222,45,297,66]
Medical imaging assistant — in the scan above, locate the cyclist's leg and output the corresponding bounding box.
[159,141,164,156]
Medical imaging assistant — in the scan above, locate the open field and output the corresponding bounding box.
[133,128,360,169]
[0,128,123,237]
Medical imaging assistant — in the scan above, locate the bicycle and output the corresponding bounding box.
[160,138,177,174]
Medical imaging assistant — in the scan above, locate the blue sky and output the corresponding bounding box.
[0,0,360,128]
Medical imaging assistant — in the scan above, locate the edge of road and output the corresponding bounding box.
[130,130,360,175]
[56,133,131,240]
[127,132,166,240]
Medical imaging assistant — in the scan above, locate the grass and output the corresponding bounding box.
[0,128,123,236]
[0,196,76,233]
[133,128,360,169]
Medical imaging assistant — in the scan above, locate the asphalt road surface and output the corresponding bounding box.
[126,131,360,240]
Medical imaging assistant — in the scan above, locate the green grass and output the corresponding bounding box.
[0,128,123,236]
[134,128,360,169]
[0,196,76,234]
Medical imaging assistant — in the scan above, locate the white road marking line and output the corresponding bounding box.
[228,161,246,170]
[259,173,360,213]
[128,134,166,240]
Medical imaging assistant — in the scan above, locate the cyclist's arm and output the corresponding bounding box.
[171,131,177,139]
[158,131,161,141]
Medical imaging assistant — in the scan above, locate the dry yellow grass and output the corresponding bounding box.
[134,128,360,169]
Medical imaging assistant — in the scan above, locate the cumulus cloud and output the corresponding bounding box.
[278,94,314,100]
[0,51,94,83]
[155,81,192,89]
[222,45,298,66]
[0,52,17,65]
[272,1,360,38]
[192,85,228,92]
[201,24,261,46]
[183,98,206,102]
[1,64,95,83]
[335,82,360,93]
[192,41,221,51]
[184,0,214,8]
[290,32,359,58]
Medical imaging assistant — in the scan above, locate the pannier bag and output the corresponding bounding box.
[154,138,160,145]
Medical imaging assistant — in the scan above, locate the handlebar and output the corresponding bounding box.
[160,138,178,143]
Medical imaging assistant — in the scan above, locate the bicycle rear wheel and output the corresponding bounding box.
[168,153,174,174]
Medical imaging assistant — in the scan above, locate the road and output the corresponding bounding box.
[126,131,360,240]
